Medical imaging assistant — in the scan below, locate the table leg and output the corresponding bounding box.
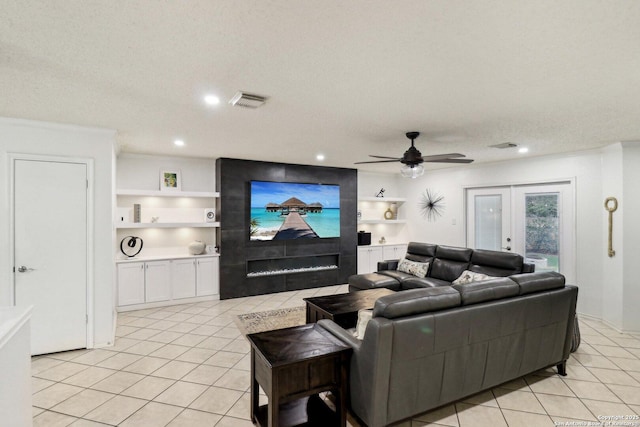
[338,359,349,427]
[250,349,258,423]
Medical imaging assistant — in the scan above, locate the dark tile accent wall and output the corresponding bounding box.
[216,158,358,299]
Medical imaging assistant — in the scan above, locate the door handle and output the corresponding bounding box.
[502,246,511,251]
[17,265,35,273]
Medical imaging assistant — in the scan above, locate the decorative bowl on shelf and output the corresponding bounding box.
[188,240,206,255]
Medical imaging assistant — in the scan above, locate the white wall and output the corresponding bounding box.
[0,117,116,347]
[601,144,624,329]
[359,149,605,320]
[622,142,640,331]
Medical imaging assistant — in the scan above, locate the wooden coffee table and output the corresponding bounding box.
[247,323,352,427]
[303,288,395,329]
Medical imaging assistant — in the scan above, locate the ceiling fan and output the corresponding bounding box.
[355,132,474,178]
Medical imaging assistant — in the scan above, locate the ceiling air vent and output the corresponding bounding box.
[229,91,268,109]
[489,142,518,149]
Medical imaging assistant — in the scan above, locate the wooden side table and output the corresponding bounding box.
[247,323,352,427]
[304,288,395,329]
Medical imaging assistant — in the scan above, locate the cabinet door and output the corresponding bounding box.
[357,247,384,274]
[145,260,171,303]
[171,259,196,299]
[383,244,408,261]
[196,257,219,296]
[117,262,145,306]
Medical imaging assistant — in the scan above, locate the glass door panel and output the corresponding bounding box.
[466,187,511,251]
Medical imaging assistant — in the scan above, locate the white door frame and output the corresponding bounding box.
[8,153,95,348]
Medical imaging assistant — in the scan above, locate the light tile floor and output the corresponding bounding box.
[31,284,640,426]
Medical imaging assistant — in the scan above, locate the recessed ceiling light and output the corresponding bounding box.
[518,147,529,153]
[174,139,185,147]
[316,154,325,161]
[204,94,220,106]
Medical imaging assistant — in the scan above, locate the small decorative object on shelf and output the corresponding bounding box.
[357,210,362,220]
[151,216,159,223]
[390,202,398,219]
[204,208,216,223]
[160,169,181,192]
[375,188,385,198]
[133,204,141,223]
[420,188,445,221]
[188,240,206,255]
[379,236,386,244]
[120,236,143,257]
[384,207,394,220]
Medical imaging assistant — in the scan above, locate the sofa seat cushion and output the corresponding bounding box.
[401,276,451,289]
[373,287,461,319]
[348,272,401,291]
[509,271,565,295]
[452,277,519,305]
[378,270,415,282]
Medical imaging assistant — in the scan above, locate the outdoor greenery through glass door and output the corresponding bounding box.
[525,193,559,273]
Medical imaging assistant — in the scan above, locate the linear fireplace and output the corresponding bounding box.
[247,254,340,278]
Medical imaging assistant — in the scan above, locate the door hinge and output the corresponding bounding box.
[86,314,88,324]
[86,179,88,189]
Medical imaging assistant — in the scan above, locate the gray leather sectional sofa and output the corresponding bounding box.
[349,242,536,291]
[320,271,578,427]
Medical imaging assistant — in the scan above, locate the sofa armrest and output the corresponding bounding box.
[378,259,399,271]
[318,319,362,350]
[522,262,536,273]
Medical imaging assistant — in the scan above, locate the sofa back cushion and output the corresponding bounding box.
[452,277,519,305]
[427,246,472,282]
[469,249,524,277]
[373,287,461,319]
[509,271,565,295]
[404,242,437,265]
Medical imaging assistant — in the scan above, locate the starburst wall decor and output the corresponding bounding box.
[419,189,445,221]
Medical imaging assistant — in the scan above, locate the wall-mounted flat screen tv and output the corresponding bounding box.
[250,180,340,241]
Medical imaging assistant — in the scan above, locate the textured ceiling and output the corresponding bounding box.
[2,1,640,173]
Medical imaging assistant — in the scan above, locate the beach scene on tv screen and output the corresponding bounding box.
[250,181,340,241]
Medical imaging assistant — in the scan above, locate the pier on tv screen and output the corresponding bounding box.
[249,180,340,241]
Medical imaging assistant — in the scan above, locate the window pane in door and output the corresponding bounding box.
[474,195,502,251]
[525,193,559,272]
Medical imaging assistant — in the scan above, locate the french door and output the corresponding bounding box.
[466,182,575,283]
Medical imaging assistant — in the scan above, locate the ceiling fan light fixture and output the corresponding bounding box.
[400,164,424,178]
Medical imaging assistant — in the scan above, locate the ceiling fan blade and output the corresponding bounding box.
[368,155,402,160]
[354,159,401,164]
[425,158,475,163]
[422,153,466,161]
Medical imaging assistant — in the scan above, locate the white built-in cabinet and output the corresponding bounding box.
[383,244,407,261]
[357,243,408,274]
[117,262,146,306]
[117,255,219,310]
[357,246,383,274]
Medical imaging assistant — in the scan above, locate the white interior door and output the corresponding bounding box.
[466,187,512,251]
[13,158,88,355]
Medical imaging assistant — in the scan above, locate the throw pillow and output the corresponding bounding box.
[397,258,430,278]
[354,309,373,340]
[452,270,495,285]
